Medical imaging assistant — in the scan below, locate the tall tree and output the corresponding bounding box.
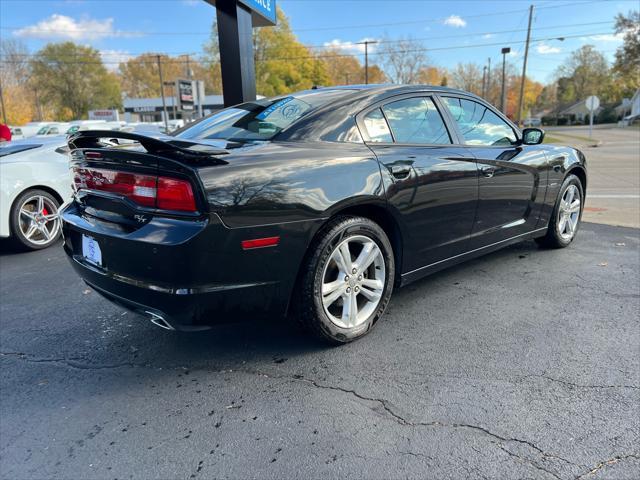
[30,42,121,119]
[120,54,219,98]
[612,10,640,96]
[450,63,483,95]
[416,66,447,85]
[253,8,329,95]
[204,8,329,96]
[377,37,427,84]
[555,45,610,103]
[0,39,37,124]
[321,48,364,85]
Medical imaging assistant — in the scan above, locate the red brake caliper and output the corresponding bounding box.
[42,207,49,216]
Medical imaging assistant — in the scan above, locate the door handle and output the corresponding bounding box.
[480,166,497,178]
[389,164,412,179]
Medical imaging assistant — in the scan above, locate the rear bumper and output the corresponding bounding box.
[66,253,280,330]
[61,202,319,330]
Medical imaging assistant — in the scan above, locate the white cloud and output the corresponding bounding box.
[482,33,495,39]
[508,49,520,58]
[100,50,132,71]
[443,15,467,28]
[585,33,624,42]
[536,43,561,54]
[323,38,377,54]
[13,14,141,41]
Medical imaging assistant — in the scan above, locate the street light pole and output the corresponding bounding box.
[500,47,511,114]
[516,5,534,125]
[156,55,169,132]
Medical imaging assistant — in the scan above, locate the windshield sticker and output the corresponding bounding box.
[255,96,295,120]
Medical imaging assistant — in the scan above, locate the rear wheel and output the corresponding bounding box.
[10,189,62,250]
[536,174,583,248]
[299,216,395,344]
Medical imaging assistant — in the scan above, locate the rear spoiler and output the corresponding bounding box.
[67,130,229,165]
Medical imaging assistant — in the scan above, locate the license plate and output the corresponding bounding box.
[82,235,102,266]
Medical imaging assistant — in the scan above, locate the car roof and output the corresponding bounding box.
[313,83,482,99]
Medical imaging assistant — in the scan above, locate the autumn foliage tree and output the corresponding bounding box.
[30,42,121,120]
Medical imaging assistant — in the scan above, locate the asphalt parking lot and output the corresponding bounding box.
[2,126,640,480]
[1,221,639,480]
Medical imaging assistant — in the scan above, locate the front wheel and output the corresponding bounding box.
[299,216,395,344]
[536,174,584,248]
[10,189,62,250]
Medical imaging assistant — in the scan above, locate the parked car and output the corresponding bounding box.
[61,85,587,343]
[9,126,25,140]
[0,137,72,250]
[523,117,542,127]
[36,123,71,137]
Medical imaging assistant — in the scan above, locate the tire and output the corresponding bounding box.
[535,174,584,248]
[298,215,395,344]
[10,189,62,251]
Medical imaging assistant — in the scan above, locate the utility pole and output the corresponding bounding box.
[357,40,378,84]
[0,82,7,125]
[487,57,491,103]
[481,66,487,98]
[500,47,511,114]
[156,55,169,132]
[517,5,534,125]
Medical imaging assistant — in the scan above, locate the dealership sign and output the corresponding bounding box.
[88,109,120,121]
[207,0,276,27]
[238,0,276,25]
[177,79,195,111]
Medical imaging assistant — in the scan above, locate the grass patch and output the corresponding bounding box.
[543,135,562,144]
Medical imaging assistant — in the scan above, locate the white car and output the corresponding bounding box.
[0,137,72,250]
[35,123,71,137]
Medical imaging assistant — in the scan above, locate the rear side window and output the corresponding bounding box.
[175,89,354,142]
[363,108,392,143]
[382,97,451,145]
[442,97,517,146]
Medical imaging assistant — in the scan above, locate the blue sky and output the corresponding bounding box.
[0,0,635,83]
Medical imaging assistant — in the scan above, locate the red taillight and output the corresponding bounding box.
[73,167,197,212]
[157,177,196,211]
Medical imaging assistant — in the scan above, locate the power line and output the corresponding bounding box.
[0,21,616,59]
[0,30,617,65]
[0,0,604,36]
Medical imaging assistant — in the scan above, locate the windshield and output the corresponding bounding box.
[67,126,80,134]
[175,89,354,142]
[37,127,49,135]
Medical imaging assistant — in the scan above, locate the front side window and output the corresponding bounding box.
[363,108,392,143]
[442,97,517,146]
[381,97,451,144]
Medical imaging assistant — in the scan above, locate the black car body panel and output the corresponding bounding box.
[60,85,587,330]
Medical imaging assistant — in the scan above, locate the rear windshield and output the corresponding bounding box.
[175,89,354,142]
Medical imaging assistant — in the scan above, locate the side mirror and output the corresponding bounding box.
[522,128,544,145]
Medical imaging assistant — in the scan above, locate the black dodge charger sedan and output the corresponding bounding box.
[61,85,586,343]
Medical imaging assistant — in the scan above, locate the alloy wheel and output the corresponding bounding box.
[18,194,60,246]
[557,184,581,241]
[321,235,386,329]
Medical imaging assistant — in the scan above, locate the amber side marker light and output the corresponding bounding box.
[241,236,280,250]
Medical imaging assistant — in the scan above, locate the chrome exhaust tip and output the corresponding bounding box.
[145,311,175,331]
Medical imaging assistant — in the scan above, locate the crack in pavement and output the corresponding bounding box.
[255,370,580,477]
[0,352,137,370]
[574,453,640,479]
[519,373,640,390]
